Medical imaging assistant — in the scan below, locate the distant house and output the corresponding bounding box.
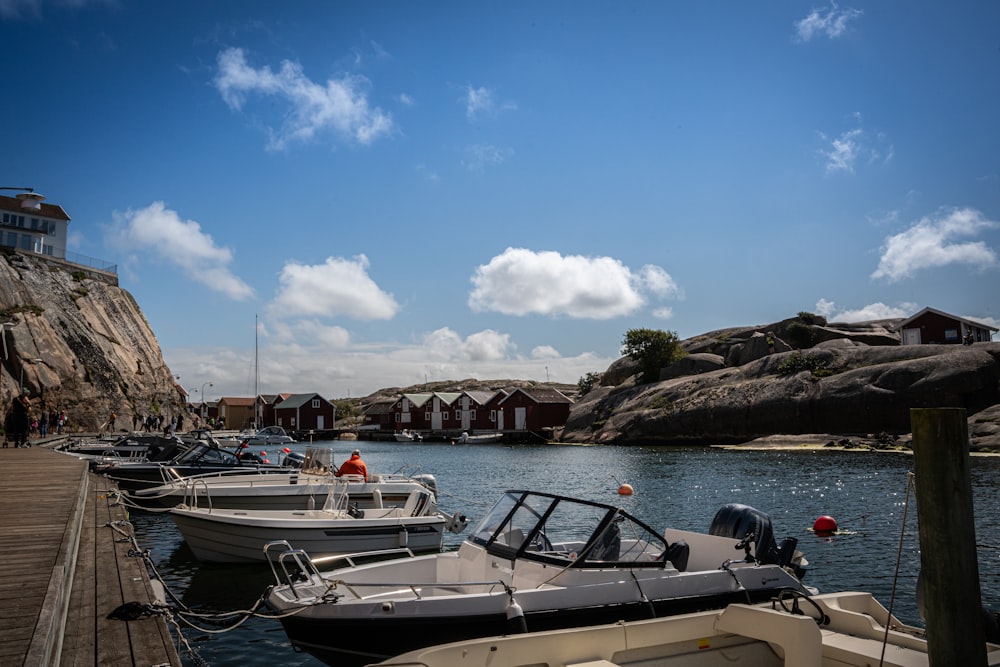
[497,387,573,431]
[216,396,255,430]
[427,392,461,431]
[362,399,396,430]
[392,393,433,430]
[257,393,289,427]
[453,390,504,432]
[273,393,336,432]
[895,307,998,345]
[0,193,70,259]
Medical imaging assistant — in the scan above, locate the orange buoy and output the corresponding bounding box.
[813,515,838,533]
[617,483,634,496]
[283,447,291,453]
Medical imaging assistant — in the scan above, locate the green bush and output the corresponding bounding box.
[621,328,686,385]
[777,352,830,378]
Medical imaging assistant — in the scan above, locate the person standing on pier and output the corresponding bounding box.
[7,389,32,448]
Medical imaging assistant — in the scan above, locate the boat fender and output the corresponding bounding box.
[505,597,527,634]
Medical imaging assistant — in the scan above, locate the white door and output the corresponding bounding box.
[431,413,443,430]
[515,407,527,430]
[902,328,921,345]
[316,415,324,430]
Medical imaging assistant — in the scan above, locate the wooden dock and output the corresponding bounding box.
[0,445,181,666]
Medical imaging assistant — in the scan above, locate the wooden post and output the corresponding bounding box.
[911,408,987,666]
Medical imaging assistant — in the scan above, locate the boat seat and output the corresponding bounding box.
[402,490,431,517]
[505,529,525,548]
[663,540,690,571]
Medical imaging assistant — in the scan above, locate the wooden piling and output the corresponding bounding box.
[911,407,988,666]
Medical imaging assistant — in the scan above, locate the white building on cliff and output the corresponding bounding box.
[0,191,70,259]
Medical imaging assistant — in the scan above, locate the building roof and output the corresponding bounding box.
[459,390,501,405]
[219,396,255,406]
[364,400,395,415]
[894,306,999,333]
[399,393,433,408]
[433,392,462,404]
[0,194,71,221]
[499,387,573,405]
[274,393,330,410]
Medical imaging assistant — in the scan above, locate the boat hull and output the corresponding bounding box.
[276,589,785,667]
[170,509,445,563]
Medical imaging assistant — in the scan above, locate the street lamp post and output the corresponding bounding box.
[200,382,213,417]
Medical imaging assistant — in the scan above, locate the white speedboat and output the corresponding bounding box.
[169,481,464,563]
[132,448,439,510]
[263,490,810,667]
[394,430,422,442]
[376,589,1000,667]
[454,431,502,444]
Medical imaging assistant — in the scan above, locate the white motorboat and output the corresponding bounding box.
[263,490,810,667]
[169,480,466,563]
[454,431,502,444]
[214,425,297,448]
[375,589,1000,667]
[394,430,422,442]
[132,448,440,510]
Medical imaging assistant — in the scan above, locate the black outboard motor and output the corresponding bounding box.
[710,503,806,578]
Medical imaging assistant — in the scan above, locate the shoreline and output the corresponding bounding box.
[716,433,1000,456]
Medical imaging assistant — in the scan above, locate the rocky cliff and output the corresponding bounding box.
[562,318,1000,450]
[0,250,183,432]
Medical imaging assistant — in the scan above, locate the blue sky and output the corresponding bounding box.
[3,1,998,401]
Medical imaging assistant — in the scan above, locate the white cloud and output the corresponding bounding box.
[269,255,399,320]
[820,119,892,174]
[639,265,681,298]
[397,93,415,106]
[531,345,561,360]
[462,143,514,171]
[419,328,513,362]
[815,299,917,323]
[105,201,254,300]
[794,3,863,42]
[651,307,674,320]
[214,47,393,151]
[468,248,679,319]
[167,335,611,400]
[872,208,1000,282]
[464,85,517,120]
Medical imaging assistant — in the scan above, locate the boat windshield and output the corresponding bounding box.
[173,444,240,465]
[470,491,668,567]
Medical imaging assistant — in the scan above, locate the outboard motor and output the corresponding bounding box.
[282,451,306,468]
[411,473,438,499]
[709,503,778,563]
[709,503,806,578]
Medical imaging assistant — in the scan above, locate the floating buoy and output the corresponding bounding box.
[618,483,634,496]
[813,515,838,533]
[283,447,291,453]
[260,451,267,457]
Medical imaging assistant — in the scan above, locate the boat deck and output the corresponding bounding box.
[0,444,181,666]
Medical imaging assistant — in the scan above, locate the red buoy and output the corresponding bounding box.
[283,447,291,453]
[617,483,634,496]
[813,515,838,533]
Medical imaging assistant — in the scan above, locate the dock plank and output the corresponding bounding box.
[0,445,181,666]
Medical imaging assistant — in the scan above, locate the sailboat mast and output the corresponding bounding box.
[255,314,259,427]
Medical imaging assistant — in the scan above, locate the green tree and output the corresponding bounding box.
[621,328,686,384]
[577,371,601,396]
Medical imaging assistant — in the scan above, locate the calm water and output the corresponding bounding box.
[127,441,1000,667]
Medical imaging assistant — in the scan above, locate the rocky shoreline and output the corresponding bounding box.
[559,316,1000,451]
